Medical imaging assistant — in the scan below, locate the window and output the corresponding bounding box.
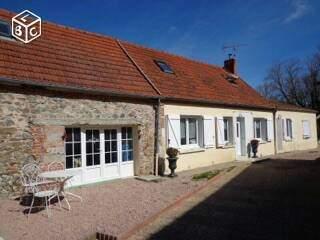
[223,117,233,144]
[105,129,118,164]
[65,128,82,169]
[254,119,261,139]
[254,118,268,141]
[0,20,11,38]
[154,60,174,74]
[286,119,293,139]
[180,117,199,146]
[122,127,133,161]
[302,120,311,139]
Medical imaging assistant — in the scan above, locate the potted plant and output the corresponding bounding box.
[250,139,259,158]
[166,147,179,177]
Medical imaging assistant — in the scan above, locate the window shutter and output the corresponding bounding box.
[291,120,295,139]
[232,116,237,145]
[216,117,225,147]
[203,116,215,148]
[245,113,253,142]
[166,115,181,148]
[306,121,311,137]
[282,119,288,140]
[267,118,273,141]
[303,120,311,138]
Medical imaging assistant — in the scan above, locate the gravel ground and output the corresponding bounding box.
[0,166,229,240]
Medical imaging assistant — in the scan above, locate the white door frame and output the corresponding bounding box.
[235,116,246,159]
[66,126,134,186]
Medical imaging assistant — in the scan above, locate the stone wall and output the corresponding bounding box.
[0,86,156,195]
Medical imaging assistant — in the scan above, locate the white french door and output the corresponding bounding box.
[65,127,134,185]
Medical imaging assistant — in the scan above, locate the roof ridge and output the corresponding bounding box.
[0,8,117,41]
[120,39,224,71]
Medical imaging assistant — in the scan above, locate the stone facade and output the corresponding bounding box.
[0,86,156,195]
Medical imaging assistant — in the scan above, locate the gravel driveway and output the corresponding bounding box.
[0,163,237,240]
[132,158,320,240]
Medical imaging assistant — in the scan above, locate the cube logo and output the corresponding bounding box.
[12,10,41,43]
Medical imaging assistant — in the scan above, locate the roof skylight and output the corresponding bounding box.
[0,20,11,38]
[154,60,174,74]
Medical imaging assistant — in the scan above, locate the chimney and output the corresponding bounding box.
[224,57,236,74]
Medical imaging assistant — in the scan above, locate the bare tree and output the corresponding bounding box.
[257,48,320,112]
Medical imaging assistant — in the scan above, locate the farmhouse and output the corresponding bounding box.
[0,9,317,193]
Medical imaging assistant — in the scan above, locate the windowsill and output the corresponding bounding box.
[259,140,270,144]
[284,138,293,142]
[179,147,205,154]
[303,136,311,139]
[218,144,235,149]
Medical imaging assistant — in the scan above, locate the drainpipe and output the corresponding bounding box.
[154,98,161,176]
[273,110,277,155]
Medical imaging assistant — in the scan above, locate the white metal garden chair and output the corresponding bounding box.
[20,162,54,195]
[27,175,61,218]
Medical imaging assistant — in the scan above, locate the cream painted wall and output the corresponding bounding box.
[275,111,318,153]
[162,104,275,172]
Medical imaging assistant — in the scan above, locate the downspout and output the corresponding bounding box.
[116,39,162,176]
[273,109,277,155]
[154,98,161,176]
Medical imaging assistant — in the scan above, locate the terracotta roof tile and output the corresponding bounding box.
[0,9,158,97]
[122,41,273,109]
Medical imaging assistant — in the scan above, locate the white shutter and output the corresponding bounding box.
[232,115,237,145]
[267,118,273,141]
[166,115,180,148]
[245,113,253,142]
[282,119,288,140]
[303,120,311,138]
[291,120,295,139]
[203,116,215,148]
[216,117,225,147]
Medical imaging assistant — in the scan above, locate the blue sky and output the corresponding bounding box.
[1,0,319,87]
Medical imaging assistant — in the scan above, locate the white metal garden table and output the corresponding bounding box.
[39,171,82,210]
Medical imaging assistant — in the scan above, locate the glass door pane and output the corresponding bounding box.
[121,127,133,162]
[85,129,100,166]
[104,129,118,164]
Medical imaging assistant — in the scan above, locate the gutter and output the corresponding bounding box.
[0,77,160,100]
[116,39,162,176]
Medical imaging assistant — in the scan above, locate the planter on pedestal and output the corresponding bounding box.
[166,147,179,177]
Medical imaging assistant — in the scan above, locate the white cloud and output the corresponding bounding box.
[284,0,311,23]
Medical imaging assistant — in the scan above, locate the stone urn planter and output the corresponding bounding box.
[166,147,179,177]
[250,139,259,158]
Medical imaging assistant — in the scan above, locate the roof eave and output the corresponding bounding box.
[0,77,160,100]
[162,96,275,111]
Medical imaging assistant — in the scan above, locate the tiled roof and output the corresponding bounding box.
[270,100,317,113]
[0,9,158,97]
[122,41,273,109]
[0,8,308,112]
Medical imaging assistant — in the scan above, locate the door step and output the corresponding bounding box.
[135,175,164,183]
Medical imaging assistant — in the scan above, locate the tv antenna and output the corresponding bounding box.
[222,43,248,58]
